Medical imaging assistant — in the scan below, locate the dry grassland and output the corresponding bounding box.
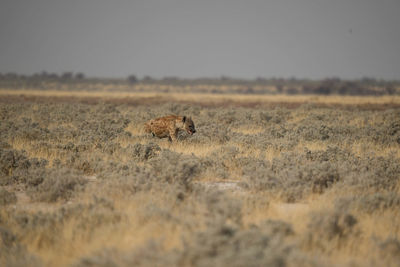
[1,89,400,107]
[1,89,400,267]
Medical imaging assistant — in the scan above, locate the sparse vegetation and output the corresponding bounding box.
[1,73,399,95]
[0,87,399,266]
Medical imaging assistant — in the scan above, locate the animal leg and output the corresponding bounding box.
[169,129,178,142]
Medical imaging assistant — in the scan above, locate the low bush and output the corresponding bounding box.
[305,210,358,252]
[128,143,161,161]
[0,189,17,206]
[28,168,87,202]
[0,226,43,267]
[335,193,400,214]
[148,150,202,190]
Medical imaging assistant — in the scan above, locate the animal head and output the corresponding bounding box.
[182,116,196,135]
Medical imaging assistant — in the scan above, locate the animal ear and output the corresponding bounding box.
[182,116,186,123]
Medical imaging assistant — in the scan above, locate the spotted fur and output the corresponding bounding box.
[144,115,196,141]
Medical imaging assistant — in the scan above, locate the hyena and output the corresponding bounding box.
[144,115,196,141]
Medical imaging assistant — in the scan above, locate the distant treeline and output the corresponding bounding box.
[1,72,399,95]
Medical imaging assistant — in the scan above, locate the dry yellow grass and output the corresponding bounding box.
[21,193,188,267]
[1,89,400,106]
[1,89,399,267]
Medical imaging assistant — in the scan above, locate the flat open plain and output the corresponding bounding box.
[1,89,399,266]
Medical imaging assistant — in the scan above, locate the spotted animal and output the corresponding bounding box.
[144,115,196,141]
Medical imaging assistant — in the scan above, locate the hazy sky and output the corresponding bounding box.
[1,0,399,79]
